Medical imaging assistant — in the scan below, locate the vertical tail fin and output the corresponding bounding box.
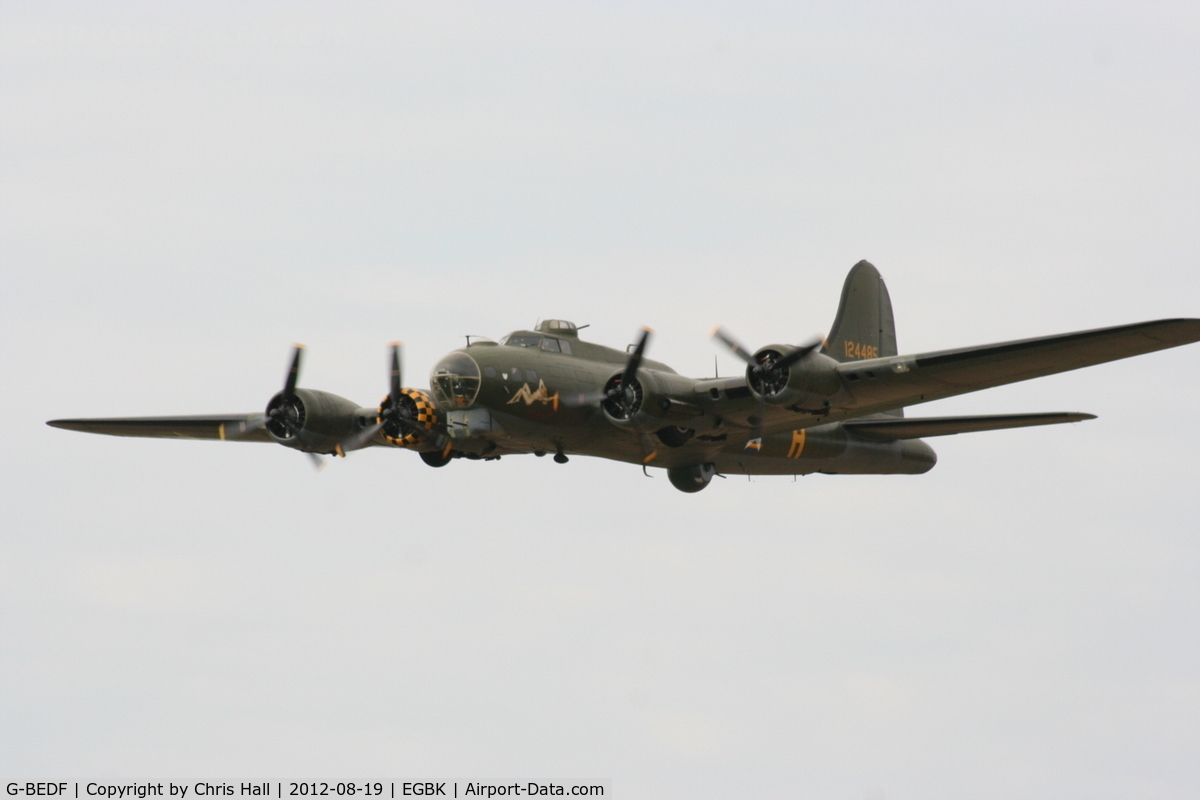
[825,260,898,363]
[826,260,901,416]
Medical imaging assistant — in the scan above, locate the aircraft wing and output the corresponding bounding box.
[842,412,1095,440]
[46,414,273,442]
[835,318,1200,416]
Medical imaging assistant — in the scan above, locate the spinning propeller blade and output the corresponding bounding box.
[710,326,758,367]
[389,341,403,401]
[224,345,306,441]
[564,327,660,462]
[283,344,304,397]
[774,337,824,370]
[710,329,824,440]
[338,421,384,453]
[619,328,657,463]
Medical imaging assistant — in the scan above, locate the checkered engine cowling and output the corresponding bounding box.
[379,388,440,448]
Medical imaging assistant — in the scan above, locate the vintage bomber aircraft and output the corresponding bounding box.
[48,261,1200,492]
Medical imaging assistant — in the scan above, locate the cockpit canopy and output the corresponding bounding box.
[499,327,576,355]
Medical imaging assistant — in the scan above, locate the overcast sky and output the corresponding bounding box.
[3,3,1200,798]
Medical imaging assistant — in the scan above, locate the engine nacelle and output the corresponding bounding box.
[601,369,699,429]
[748,346,841,408]
[265,387,360,453]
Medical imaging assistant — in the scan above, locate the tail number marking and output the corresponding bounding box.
[844,340,879,360]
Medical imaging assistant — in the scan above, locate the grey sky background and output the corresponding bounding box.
[3,3,1200,798]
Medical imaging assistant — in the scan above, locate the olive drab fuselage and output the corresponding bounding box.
[420,320,938,478]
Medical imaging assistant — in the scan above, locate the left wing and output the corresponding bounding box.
[843,412,1094,440]
[47,414,273,442]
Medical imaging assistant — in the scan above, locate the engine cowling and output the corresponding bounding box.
[747,345,841,408]
[379,388,441,448]
[601,369,699,428]
[265,387,360,453]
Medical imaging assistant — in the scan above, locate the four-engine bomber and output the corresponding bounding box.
[48,261,1200,492]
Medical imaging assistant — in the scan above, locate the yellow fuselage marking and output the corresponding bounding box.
[786,429,807,459]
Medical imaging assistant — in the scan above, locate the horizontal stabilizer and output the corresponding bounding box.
[46,415,272,442]
[843,412,1095,440]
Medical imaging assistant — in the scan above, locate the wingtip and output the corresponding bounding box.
[46,419,88,431]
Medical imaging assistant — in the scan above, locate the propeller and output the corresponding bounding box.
[338,343,447,454]
[338,421,383,453]
[223,345,307,440]
[561,327,659,463]
[603,326,651,419]
[710,327,823,440]
[334,342,398,452]
[217,345,327,470]
[264,345,308,439]
[561,327,653,412]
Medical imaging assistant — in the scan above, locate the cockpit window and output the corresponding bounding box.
[499,332,573,354]
[430,352,481,409]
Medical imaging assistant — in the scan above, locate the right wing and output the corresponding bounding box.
[46,414,272,442]
[834,318,1200,416]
